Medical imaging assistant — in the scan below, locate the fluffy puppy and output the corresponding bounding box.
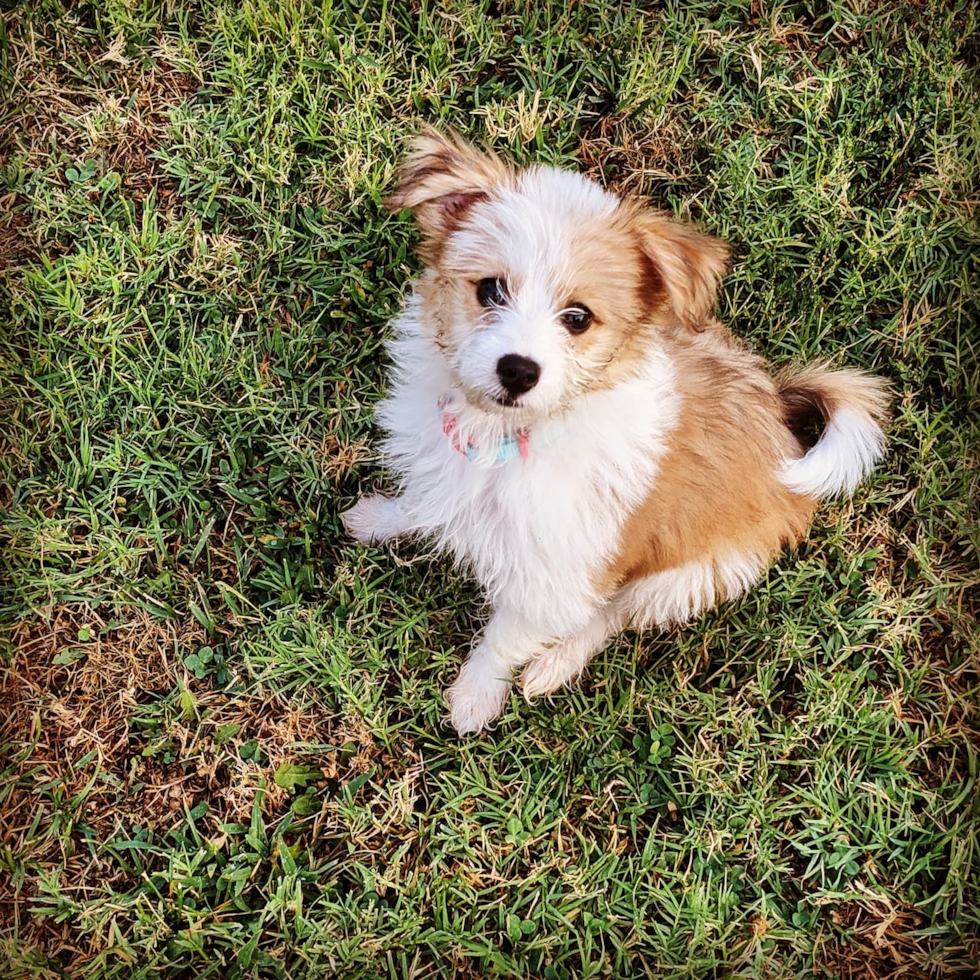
[343,128,889,735]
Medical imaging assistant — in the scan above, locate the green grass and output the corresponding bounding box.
[1,1,978,977]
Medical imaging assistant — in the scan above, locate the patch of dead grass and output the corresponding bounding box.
[0,603,391,968]
[823,898,980,979]
[1,9,198,270]
[0,205,33,275]
[0,606,199,961]
[577,112,696,194]
[6,34,196,201]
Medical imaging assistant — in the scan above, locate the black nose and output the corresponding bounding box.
[496,354,540,397]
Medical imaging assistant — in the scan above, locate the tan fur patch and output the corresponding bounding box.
[601,328,819,592]
[551,220,656,389]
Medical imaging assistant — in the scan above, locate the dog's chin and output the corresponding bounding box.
[465,389,550,425]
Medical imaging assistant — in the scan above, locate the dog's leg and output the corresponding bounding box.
[445,606,554,735]
[521,604,626,698]
[342,495,412,545]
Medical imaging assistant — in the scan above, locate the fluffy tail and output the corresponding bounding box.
[777,364,890,499]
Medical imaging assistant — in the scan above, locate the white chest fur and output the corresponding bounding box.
[374,304,680,635]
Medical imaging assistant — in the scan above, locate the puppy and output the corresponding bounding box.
[343,128,889,735]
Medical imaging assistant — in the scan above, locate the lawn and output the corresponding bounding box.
[1,1,978,977]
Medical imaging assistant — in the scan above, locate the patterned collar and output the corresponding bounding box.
[438,395,530,463]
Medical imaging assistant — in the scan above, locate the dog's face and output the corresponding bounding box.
[387,129,729,422]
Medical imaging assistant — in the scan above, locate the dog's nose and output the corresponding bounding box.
[496,354,540,397]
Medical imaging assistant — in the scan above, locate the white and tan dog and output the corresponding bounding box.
[343,128,889,735]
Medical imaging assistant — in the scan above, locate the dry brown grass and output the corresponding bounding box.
[824,898,980,979]
[0,9,197,270]
[0,603,386,966]
[0,606,197,961]
[577,111,697,195]
[0,206,33,275]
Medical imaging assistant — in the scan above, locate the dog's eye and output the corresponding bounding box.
[476,277,506,308]
[561,306,593,334]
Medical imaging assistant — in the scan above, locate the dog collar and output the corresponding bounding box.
[438,395,530,463]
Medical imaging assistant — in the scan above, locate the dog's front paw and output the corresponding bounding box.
[521,652,582,699]
[445,671,511,736]
[341,495,404,545]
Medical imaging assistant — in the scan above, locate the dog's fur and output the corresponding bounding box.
[343,128,889,734]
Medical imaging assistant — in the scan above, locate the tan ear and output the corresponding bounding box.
[385,126,511,258]
[632,210,730,329]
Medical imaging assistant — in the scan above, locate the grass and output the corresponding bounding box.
[0,0,978,977]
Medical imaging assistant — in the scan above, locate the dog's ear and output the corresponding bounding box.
[386,126,510,257]
[632,210,730,330]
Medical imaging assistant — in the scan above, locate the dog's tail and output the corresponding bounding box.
[777,363,890,499]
